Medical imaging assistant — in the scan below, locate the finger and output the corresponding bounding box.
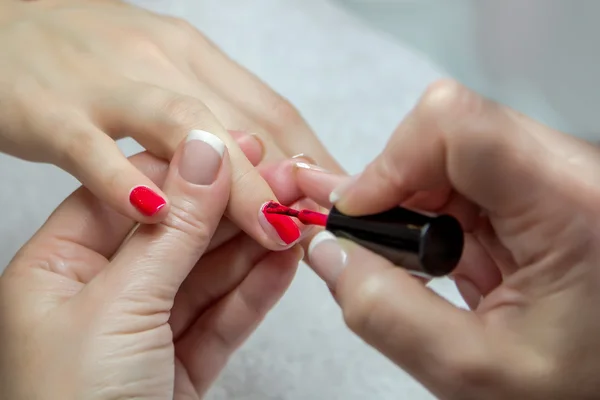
[54,122,169,223]
[156,130,262,254]
[332,80,567,218]
[186,36,343,172]
[296,163,502,301]
[8,128,262,283]
[306,231,497,395]
[173,199,317,340]
[26,130,260,265]
[294,163,347,208]
[170,234,271,337]
[175,246,302,396]
[101,131,230,297]
[451,234,503,310]
[8,152,170,283]
[206,155,318,253]
[96,82,302,249]
[228,130,264,166]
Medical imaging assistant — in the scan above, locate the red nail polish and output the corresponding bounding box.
[129,186,166,216]
[264,212,301,244]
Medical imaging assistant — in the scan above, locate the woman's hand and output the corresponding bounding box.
[296,80,600,399]
[0,132,305,399]
[0,0,341,248]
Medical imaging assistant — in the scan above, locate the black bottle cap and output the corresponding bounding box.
[325,206,464,277]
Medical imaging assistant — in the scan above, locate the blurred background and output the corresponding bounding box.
[1,0,596,399]
[339,0,600,142]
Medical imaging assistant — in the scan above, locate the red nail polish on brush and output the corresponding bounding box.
[264,201,464,277]
[259,202,301,245]
[129,186,166,216]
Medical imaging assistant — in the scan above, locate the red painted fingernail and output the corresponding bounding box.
[129,186,166,216]
[258,202,301,245]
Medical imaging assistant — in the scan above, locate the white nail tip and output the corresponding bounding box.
[296,162,328,172]
[329,191,340,204]
[187,130,225,157]
[308,230,337,257]
[295,162,312,170]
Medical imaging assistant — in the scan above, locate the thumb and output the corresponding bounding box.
[307,231,494,395]
[100,130,230,298]
[331,80,571,218]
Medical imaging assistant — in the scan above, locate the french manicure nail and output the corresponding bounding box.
[291,153,318,165]
[180,130,225,185]
[308,230,347,287]
[294,161,329,173]
[329,174,359,204]
[233,131,264,166]
[129,186,166,216]
[258,202,301,246]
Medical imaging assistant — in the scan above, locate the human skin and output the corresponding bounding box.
[0,127,323,399]
[298,80,600,399]
[0,0,343,249]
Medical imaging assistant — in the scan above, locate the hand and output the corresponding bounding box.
[0,0,341,248]
[295,80,600,399]
[0,132,306,399]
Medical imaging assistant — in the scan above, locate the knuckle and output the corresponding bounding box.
[231,166,255,192]
[263,95,304,129]
[160,17,197,50]
[160,94,215,131]
[57,128,102,173]
[419,79,483,128]
[162,199,213,247]
[342,273,388,335]
[61,130,95,160]
[120,32,170,65]
[44,110,96,166]
[373,152,408,190]
[165,16,197,37]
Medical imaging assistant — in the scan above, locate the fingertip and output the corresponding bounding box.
[331,171,405,216]
[306,231,348,288]
[229,130,264,166]
[293,162,346,208]
[127,184,170,223]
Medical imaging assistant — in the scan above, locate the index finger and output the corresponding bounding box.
[332,80,563,219]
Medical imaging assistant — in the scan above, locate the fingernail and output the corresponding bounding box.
[180,130,225,185]
[292,153,318,165]
[129,186,167,216]
[294,161,330,173]
[329,174,359,204]
[232,131,264,166]
[258,201,301,246]
[308,230,347,287]
[454,276,483,310]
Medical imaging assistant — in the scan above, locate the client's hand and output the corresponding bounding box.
[0,132,303,399]
[0,0,341,248]
[295,81,600,399]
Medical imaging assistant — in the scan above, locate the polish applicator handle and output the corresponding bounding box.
[325,206,464,278]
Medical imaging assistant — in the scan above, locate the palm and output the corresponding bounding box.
[41,216,297,399]
[1,151,301,399]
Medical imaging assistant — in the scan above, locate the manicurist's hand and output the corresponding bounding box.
[0,0,341,248]
[295,80,600,399]
[0,132,305,399]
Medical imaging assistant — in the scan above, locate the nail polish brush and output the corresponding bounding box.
[263,201,464,278]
